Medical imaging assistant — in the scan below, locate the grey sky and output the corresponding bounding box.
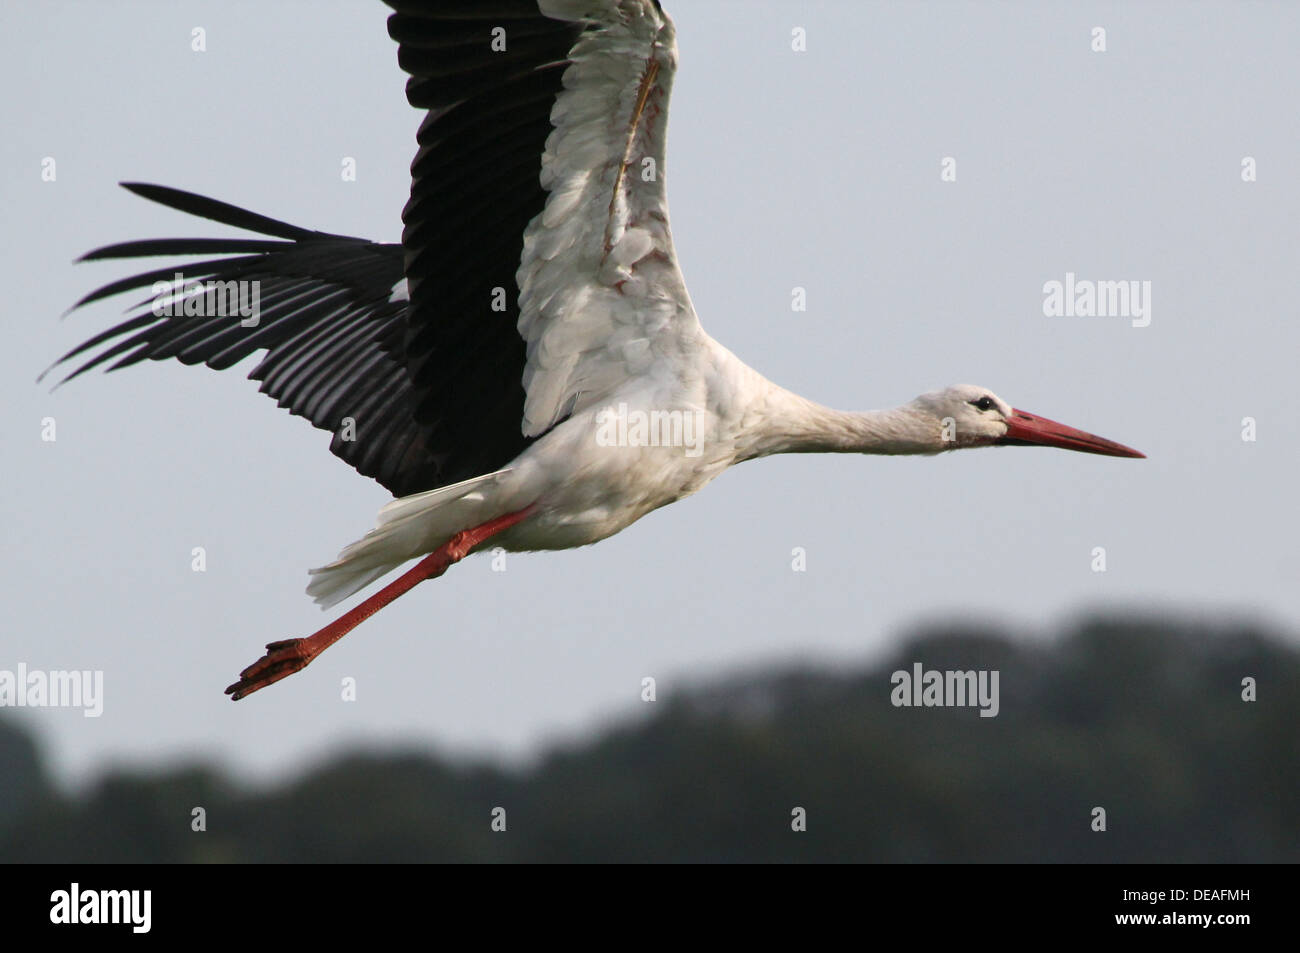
[2,1,1296,788]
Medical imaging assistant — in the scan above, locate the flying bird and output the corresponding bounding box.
[46,0,1143,700]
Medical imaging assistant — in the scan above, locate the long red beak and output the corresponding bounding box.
[1000,409,1145,458]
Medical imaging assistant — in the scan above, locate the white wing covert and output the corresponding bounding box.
[519,0,701,437]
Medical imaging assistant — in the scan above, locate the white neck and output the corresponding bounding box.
[739,385,940,461]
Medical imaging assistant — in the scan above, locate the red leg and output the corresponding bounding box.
[224,504,535,700]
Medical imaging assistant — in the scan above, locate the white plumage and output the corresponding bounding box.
[54,0,1142,699]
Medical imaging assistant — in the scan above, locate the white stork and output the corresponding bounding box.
[46,0,1143,700]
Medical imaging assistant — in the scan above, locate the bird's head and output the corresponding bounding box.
[911,384,1145,458]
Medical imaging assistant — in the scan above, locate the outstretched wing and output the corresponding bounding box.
[390,0,702,440]
[45,183,460,497]
[55,0,697,497]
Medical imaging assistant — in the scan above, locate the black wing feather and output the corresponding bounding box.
[47,183,448,496]
[53,1,589,498]
[384,0,587,477]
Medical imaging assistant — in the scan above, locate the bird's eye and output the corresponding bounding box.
[969,396,996,412]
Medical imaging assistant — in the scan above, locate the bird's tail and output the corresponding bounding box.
[306,468,514,609]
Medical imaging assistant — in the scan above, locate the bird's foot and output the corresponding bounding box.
[222,505,538,702]
[224,638,316,701]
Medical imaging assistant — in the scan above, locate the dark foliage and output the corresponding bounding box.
[2,614,1294,862]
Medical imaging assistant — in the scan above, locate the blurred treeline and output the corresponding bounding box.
[1,614,1295,862]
